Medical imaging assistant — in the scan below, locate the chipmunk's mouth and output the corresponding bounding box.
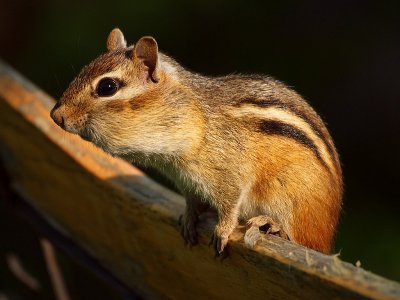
[76,120,96,142]
[62,113,90,137]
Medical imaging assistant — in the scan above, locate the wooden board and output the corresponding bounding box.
[0,59,399,300]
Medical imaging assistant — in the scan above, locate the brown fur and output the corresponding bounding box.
[51,29,343,254]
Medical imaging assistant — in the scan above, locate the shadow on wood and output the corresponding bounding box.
[0,59,399,299]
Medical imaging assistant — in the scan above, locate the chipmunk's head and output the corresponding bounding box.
[51,28,199,158]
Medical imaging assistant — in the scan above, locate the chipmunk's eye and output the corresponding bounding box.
[96,77,119,97]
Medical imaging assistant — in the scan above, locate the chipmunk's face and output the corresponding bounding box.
[50,29,192,157]
[51,29,160,154]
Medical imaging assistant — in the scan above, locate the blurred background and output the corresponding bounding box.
[0,0,399,289]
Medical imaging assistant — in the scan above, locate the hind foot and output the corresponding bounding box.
[244,215,289,248]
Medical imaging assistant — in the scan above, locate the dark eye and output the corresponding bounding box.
[96,77,119,97]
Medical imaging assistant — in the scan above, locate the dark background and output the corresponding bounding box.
[1,0,399,283]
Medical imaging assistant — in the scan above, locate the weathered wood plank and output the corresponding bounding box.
[0,59,399,300]
[0,165,140,300]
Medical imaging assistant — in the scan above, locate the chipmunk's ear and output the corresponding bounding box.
[107,28,127,51]
[133,36,160,82]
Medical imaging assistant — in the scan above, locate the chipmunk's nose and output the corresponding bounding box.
[50,102,66,129]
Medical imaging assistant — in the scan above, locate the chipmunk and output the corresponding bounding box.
[51,28,343,254]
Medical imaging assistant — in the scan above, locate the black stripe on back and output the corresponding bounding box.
[239,98,337,161]
[259,120,329,170]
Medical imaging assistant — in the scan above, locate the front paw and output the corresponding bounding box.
[179,214,198,247]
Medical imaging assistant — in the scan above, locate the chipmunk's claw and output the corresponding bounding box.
[209,231,229,255]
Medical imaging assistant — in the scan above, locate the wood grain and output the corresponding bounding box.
[0,59,399,300]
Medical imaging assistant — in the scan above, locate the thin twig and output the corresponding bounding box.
[6,253,41,291]
[40,238,71,300]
